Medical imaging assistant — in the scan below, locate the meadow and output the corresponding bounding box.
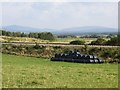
[2,54,118,88]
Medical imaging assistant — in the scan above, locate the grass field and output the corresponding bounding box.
[2,54,118,88]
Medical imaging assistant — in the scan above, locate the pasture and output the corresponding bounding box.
[2,54,118,88]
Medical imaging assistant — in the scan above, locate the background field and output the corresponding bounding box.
[0,36,49,43]
[1,36,108,44]
[2,54,118,88]
[54,37,98,44]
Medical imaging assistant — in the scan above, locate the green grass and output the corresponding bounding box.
[2,54,118,88]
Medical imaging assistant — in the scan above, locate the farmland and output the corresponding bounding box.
[0,36,109,44]
[54,37,98,44]
[0,36,49,43]
[2,54,118,88]
[1,1,119,89]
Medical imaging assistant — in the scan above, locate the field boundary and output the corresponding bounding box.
[1,42,119,48]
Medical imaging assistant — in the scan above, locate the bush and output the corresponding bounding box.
[70,40,85,45]
[90,38,106,45]
[33,43,40,49]
[106,36,120,46]
[90,36,120,46]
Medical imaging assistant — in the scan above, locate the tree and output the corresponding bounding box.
[6,31,12,36]
[38,32,55,41]
[29,32,35,38]
[21,32,27,37]
[2,30,7,36]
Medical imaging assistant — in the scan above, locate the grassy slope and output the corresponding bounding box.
[2,54,118,88]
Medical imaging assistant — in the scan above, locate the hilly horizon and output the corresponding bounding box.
[1,25,118,35]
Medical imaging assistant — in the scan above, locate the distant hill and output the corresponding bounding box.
[58,26,118,35]
[2,25,56,33]
[2,25,118,35]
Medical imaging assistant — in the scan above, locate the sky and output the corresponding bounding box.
[1,0,118,29]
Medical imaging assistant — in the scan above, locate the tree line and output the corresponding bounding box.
[1,30,55,41]
[57,35,76,38]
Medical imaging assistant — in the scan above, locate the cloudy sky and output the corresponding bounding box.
[1,0,118,29]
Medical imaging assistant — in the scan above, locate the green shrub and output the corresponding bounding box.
[70,40,85,45]
[90,38,106,45]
